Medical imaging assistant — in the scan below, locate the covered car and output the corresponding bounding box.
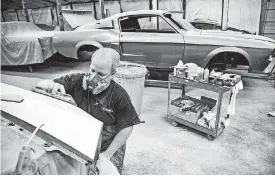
[53,10,275,75]
[1,22,56,66]
[1,83,103,174]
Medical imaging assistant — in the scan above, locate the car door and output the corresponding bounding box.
[119,15,185,70]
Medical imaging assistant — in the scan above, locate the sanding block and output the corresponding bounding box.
[31,87,77,106]
[1,94,24,103]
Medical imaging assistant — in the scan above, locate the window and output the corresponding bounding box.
[119,15,176,33]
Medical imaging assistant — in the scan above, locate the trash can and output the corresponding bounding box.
[114,61,148,115]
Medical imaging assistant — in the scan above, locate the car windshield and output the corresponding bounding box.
[164,13,196,30]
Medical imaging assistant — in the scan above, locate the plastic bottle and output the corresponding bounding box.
[174,60,185,76]
[203,68,209,82]
[199,67,204,81]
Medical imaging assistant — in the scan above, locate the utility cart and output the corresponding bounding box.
[167,74,234,140]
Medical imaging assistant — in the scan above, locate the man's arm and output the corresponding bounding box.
[101,126,133,159]
[36,80,66,94]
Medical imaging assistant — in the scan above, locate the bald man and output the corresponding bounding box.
[36,48,140,174]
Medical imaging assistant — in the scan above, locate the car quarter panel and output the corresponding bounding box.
[53,30,120,58]
[182,30,275,70]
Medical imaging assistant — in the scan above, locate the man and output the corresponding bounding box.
[37,48,140,174]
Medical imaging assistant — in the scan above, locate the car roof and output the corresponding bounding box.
[77,10,169,30]
[101,10,168,21]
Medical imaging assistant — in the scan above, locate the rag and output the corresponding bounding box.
[227,80,243,115]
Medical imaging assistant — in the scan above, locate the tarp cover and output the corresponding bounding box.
[186,0,261,34]
[1,21,56,66]
[62,9,96,29]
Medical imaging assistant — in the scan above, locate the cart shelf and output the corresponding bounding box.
[167,74,234,140]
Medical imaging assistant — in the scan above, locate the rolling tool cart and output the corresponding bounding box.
[167,74,234,140]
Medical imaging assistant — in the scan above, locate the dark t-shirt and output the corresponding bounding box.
[54,73,140,150]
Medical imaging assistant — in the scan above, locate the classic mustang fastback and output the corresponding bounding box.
[53,10,275,73]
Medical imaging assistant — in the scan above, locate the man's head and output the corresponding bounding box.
[83,48,120,94]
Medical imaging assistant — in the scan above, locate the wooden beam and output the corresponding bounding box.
[221,0,229,31]
[15,10,20,21]
[2,0,21,11]
[93,1,97,20]
[152,0,158,10]
[26,0,49,8]
[21,0,30,22]
[182,0,186,19]
[99,0,105,19]
[259,0,268,35]
[50,6,55,26]
[118,0,123,12]
[1,11,6,22]
[55,5,59,25]
[39,0,56,5]
[56,0,64,31]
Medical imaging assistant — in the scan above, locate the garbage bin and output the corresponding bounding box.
[114,61,148,115]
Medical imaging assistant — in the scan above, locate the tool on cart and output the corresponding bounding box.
[14,124,44,175]
[31,86,77,106]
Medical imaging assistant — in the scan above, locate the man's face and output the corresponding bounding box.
[86,56,114,94]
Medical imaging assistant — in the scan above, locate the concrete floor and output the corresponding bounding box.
[1,60,275,174]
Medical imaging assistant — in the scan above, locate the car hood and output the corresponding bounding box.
[1,83,103,163]
[200,30,275,44]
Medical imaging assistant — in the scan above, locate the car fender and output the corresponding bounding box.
[203,47,251,69]
[74,41,103,59]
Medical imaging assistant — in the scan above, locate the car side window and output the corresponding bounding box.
[120,17,141,32]
[120,15,175,33]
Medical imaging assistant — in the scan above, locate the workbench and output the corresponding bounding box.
[167,74,233,140]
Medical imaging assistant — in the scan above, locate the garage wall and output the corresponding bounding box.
[1,0,262,34]
[186,0,261,34]
[159,0,184,20]
[263,0,275,39]
[227,0,261,34]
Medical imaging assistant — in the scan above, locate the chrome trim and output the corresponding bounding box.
[122,53,145,57]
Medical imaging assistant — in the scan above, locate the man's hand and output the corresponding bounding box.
[36,80,66,94]
[96,153,119,175]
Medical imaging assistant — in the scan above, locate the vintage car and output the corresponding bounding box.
[53,10,275,75]
[1,83,103,174]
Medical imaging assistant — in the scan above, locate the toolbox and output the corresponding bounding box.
[170,95,216,124]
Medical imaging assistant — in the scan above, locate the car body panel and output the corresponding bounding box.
[120,32,184,69]
[1,83,103,163]
[53,10,275,72]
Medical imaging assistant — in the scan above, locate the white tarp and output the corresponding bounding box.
[186,0,261,34]
[120,0,149,12]
[1,22,56,66]
[62,9,96,29]
[227,0,261,34]
[31,7,53,26]
[159,0,184,21]
[3,11,18,21]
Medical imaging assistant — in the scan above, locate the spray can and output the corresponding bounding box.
[203,68,209,82]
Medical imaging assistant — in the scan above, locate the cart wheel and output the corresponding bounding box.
[171,120,179,127]
[207,134,214,141]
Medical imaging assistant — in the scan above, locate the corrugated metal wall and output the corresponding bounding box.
[263,0,275,39]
